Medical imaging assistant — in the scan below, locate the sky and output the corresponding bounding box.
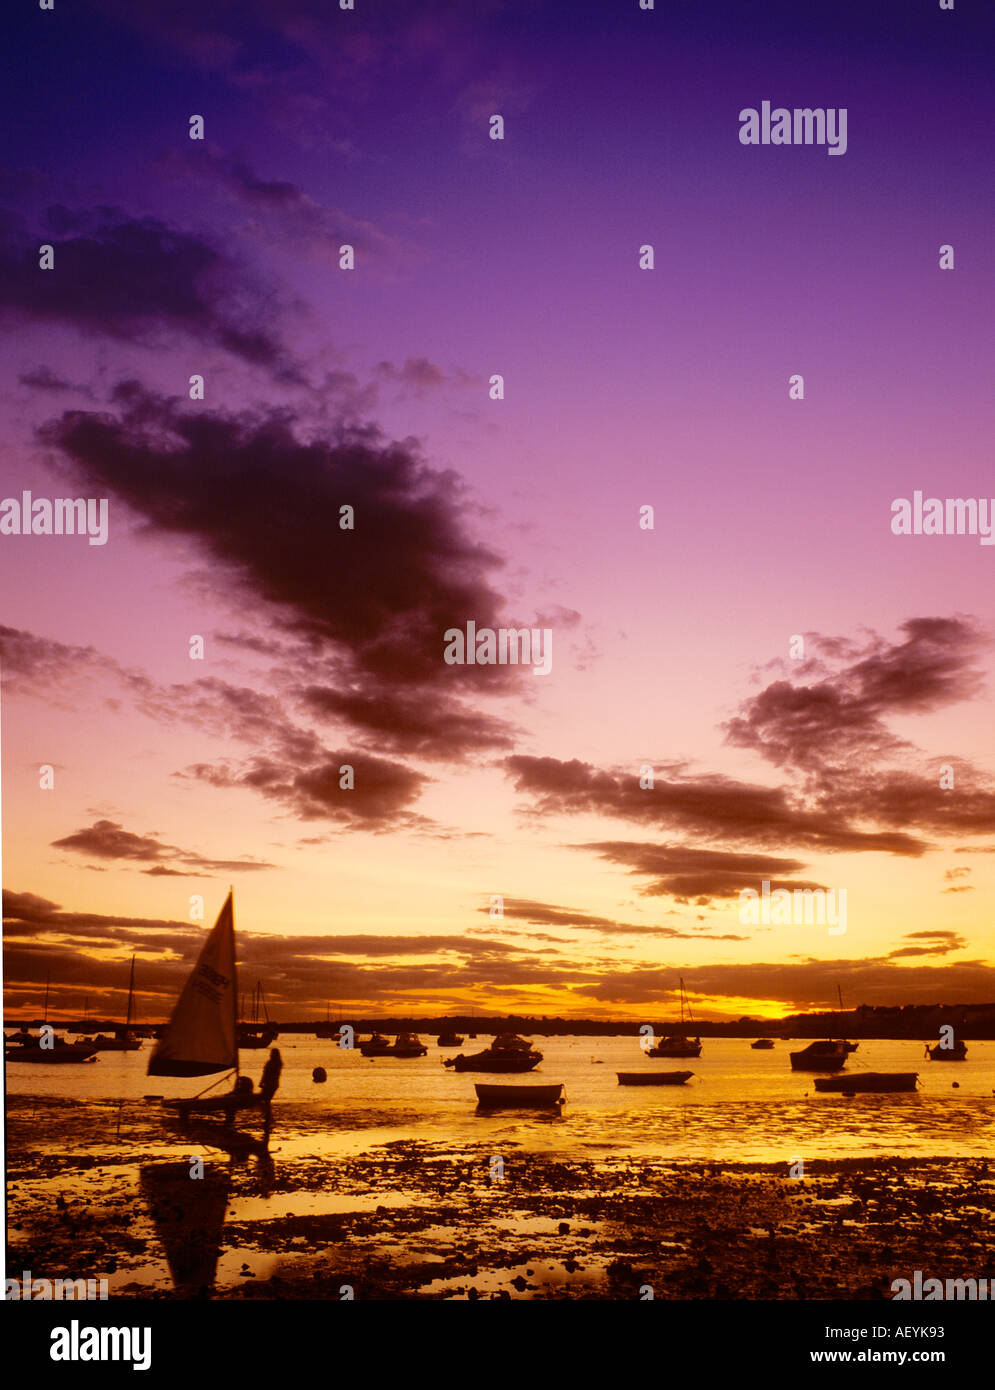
[1,0,994,1024]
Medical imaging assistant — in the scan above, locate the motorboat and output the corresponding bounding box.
[445,1034,542,1073]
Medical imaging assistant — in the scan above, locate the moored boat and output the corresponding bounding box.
[445,1034,542,1073]
[925,1039,967,1061]
[359,1032,393,1056]
[391,1032,428,1057]
[474,1082,563,1109]
[437,1030,464,1047]
[617,1070,693,1086]
[813,1072,918,1094]
[646,978,702,1057]
[751,1038,775,1050]
[5,1036,99,1064]
[789,1040,848,1072]
[81,955,143,1050]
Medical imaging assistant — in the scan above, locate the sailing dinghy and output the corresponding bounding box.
[148,892,279,1128]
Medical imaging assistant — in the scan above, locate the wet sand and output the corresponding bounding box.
[6,1096,994,1300]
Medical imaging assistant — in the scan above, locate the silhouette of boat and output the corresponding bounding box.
[617,1070,693,1086]
[149,891,281,1134]
[814,1072,918,1093]
[315,1001,343,1040]
[359,1032,393,1056]
[474,1082,563,1109]
[647,979,702,1057]
[5,1035,98,1063]
[237,982,278,1048]
[789,1040,848,1072]
[445,1034,542,1073]
[390,1032,428,1057]
[925,1039,967,1060]
[437,1030,464,1047]
[751,1039,775,1050]
[81,955,142,1050]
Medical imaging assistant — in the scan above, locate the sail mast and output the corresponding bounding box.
[232,889,239,1082]
[126,954,136,1029]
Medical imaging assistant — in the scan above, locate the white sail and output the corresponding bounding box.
[148,892,238,1077]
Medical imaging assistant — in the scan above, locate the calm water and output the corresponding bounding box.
[6,1034,994,1162]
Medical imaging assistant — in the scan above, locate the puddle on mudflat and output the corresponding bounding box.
[226,1189,419,1219]
[418,1255,613,1299]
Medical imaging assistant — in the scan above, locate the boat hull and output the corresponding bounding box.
[814,1072,918,1093]
[789,1041,848,1072]
[617,1071,692,1086]
[446,1052,542,1073]
[751,1039,775,1050]
[5,1048,98,1064]
[647,1040,702,1059]
[926,1046,967,1061]
[474,1083,563,1108]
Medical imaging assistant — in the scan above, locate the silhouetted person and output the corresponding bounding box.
[259,1048,282,1135]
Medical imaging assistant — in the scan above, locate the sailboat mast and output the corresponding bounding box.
[43,971,50,1024]
[126,954,136,1028]
[231,888,239,1081]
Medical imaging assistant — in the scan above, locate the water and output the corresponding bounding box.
[6,1034,994,1162]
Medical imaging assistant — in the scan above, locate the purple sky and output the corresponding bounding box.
[2,0,994,1023]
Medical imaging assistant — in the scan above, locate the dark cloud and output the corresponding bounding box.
[503,755,929,857]
[18,365,92,395]
[581,958,995,1011]
[575,842,825,905]
[51,818,276,874]
[5,886,992,1018]
[39,383,525,758]
[181,748,429,827]
[725,618,987,774]
[481,896,747,940]
[299,683,515,758]
[0,206,295,374]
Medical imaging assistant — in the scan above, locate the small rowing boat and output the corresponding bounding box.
[617,1071,693,1086]
[474,1082,563,1109]
[813,1072,918,1094]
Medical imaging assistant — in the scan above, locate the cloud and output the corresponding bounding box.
[477,896,748,940]
[51,818,276,874]
[181,748,430,827]
[18,366,92,396]
[0,624,120,698]
[0,206,296,375]
[160,145,409,270]
[725,618,987,774]
[298,683,515,759]
[503,755,930,856]
[580,958,995,1011]
[39,384,528,758]
[575,842,826,905]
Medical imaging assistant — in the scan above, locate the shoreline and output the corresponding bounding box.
[6,1097,994,1300]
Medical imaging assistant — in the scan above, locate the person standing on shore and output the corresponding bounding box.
[259,1047,282,1135]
